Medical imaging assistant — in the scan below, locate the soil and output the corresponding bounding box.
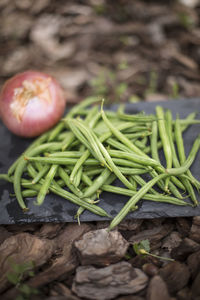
[0,1,200,299]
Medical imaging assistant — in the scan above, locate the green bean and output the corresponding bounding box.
[0,174,13,182]
[108,174,168,230]
[156,106,172,169]
[117,104,156,122]
[151,120,160,163]
[118,167,148,175]
[101,103,147,157]
[22,190,38,197]
[91,132,135,190]
[75,193,99,223]
[172,119,200,125]
[83,168,111,198]
[81,173,93,186]
[85,168,104,176]
[175,115,186,165]
[73,166,82,187]
[102,185,191,206]
[122,126,150,133]
[112,158,147,169]
[48,151,84,158]
[8,130,51,176]
[133,175,158,195]
[167,134,200,176]
[37,164,58,205]
[26,163,37,178]
[58,167,83,197]
[108,150,161,168]
[13,143,62,210]
[165,110,186,192]
[70,109,100,183]
[106,138,133,153]
[25,156,101,166]
[134,140,147,150]
[181,112,197,132]
[49,183,110,218]
[61,132,76,151]
[101,103,173,193]
[21,180,43,192]
[124,131,151,139]
[70,119,111,169]
[129,176,137,191]
[156,106,172,190]
[32,165,50,184]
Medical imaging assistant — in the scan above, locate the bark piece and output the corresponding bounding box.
[118,219,143,231]
[117,296,144,300]
[56,223,93,249]
[193,216,200,226]
[0,226,12,245]
[176,218,192,237]
[191,271,200,298]
[36,223,63,239]
[159,262,190,294]
[187,250,200,278]
[147,275,171,300]
[171,238,200,261]
[177,287,192,300]
[25,223,92,288]
[129,224,173,246]
[0,233,55,293]
[189,217,200,243]
[46,297,80,300]
[142,263,159,277]
[72,262,148,300]
[162,231,182,252]
[74,229,129,266]
[48,282,79,300]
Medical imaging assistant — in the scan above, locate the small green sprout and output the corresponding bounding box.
[6,260,39,300]
[133,239,174,262]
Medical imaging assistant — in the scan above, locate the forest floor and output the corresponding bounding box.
[0,1,200,299]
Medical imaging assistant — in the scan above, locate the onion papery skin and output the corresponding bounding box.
[0,71,66,137]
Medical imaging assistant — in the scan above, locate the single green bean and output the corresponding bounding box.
[156,106,172,169]
[81,173,93,186]
[25,156,100,166]
[151,120,160,163]
[102,185,191,206]
[49,184,110,218]
[58,167,83,197]
[37,164,58,205]
[83,168,111,198]
[108,150,160,168]
[108,174,168,230]
[48,151,84,158]
[32,165,50,184]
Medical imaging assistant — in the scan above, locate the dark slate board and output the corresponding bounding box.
[0,99,200,224]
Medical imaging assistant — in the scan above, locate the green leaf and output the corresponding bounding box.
[7,272,20,285]
[28,271,34,277]
[15,295,25,300]
[133,239,150,255]
[133,243,140,255]
[140,239,150,253]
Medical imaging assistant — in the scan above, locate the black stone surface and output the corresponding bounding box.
[0,99,200,224]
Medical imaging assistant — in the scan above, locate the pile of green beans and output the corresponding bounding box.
[0,97,200,229]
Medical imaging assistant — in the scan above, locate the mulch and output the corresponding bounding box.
[0,1,200,299]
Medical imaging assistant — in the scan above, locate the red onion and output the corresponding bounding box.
[0,71,66,137]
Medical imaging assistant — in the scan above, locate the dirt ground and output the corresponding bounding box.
[0,1,200,299]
